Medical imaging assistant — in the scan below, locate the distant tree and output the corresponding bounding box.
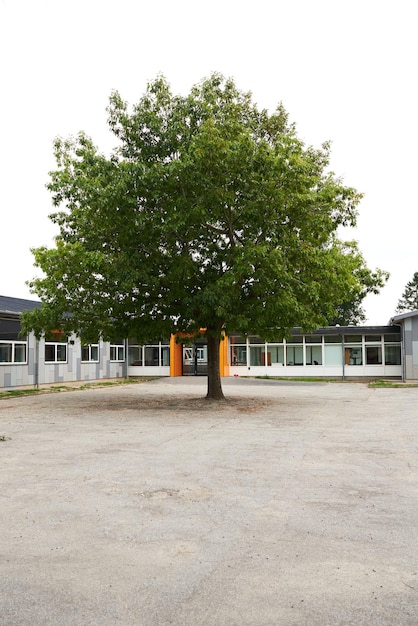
[327,263,388,325]
[22,74,387,399]
[396,272,418,313]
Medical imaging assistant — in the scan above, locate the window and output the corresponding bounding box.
[128,342,170,367]
[110,341,125,362]
[128,344,142,366]
[249,345,263,366]
[366,346,382,365]
[384,345,401,365]
[266,345,284,366]
[45,342,67,363]
[81,344,99,362]
[306,345,322,365]
[286,345,303,366]
[324,344,342,366]
[0,341,27,364]
[231,345,247,365]
[344,346,362,365]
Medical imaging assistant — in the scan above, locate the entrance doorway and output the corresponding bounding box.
[182,342,208,376]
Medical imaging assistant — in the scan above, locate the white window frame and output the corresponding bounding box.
[0,340,28,364]
[81,344,99,363]
[45,342,67,363]
[110,342,125,362]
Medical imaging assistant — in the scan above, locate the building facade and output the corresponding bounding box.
[0,295,409,390]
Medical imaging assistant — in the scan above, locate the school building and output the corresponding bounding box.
[2,294,417,390]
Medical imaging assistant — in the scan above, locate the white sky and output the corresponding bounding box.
[1,0,416,324]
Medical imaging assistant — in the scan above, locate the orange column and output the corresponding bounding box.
[170,335,183,377]
[219,332,230,377]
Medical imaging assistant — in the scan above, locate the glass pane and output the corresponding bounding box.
[266,345,284,365]
[45,344,55,362]
[344,335,362,343]
[384,334,401,343]
[231,346,247,365]
[0,343,12,362]
[366,346,382,364]
[306,345,322,365]
[128,346,142,365]
[57,344,67,362]
[0,320,21,340]
[117,346,125,361]
[324,344,342,365]
[81,345,90,361]
[305,335,322,343]
[287,335,303,344]
[91,345,99,361]
[384,345,401,365]
[324,335,342,343]
[145,346,159,366]
[365,335,381,343]
[286,345,303,365]
[14,343,27,363]
[249,336,264,344]
[249,346,263,366]
[229,335,247,345]
[161,346,170,366]
[345,347,362,365]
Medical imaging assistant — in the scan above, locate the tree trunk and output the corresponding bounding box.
[206,333,225,400]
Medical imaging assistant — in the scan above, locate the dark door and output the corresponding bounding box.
[182,343,208,375]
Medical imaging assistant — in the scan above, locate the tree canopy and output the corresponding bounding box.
[396,272,418,313]
[22,74,387,399]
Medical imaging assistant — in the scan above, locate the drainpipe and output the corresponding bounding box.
[341,334,345,381]
[124,339,129,379]
[34,335,39,389]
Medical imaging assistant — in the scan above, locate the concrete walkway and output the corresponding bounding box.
[1,378,417,625]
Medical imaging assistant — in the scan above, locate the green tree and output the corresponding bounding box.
[396,272,418,313]
[22,74,387,399]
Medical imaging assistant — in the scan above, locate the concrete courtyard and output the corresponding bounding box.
[1,377,417,625]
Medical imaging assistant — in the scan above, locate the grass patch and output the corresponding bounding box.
[368,380,418,388]
[255,376,341,383]
[0,377,159,400]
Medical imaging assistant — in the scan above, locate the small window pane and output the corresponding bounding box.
[81,345,90,361]
[344,335,362,343]
[57,344,67,362]
[91,345,99,361]
[14,343,27,363]
[288,335,303,344]
[384,334,401,343]
[365,335,381,343]
[305,335,322,343]
[324,335,342,343]
[0,343,12,362]
[249,336,264,344]
[45,344,56,362]
[229,335,247,345]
